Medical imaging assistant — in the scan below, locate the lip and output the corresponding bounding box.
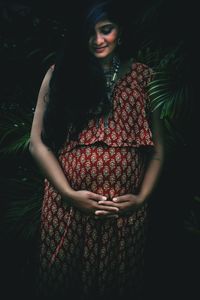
[94,46,107,53]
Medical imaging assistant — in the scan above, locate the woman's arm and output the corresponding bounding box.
[29,67,119,216]
[136,108,164,202]
[96,108,165,215]
[29,67,75,199]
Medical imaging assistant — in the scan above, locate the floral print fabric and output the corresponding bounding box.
[37,62,154,299]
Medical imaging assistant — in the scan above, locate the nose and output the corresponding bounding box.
[94,32,104,46]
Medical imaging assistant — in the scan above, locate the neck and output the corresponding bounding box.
[102,55,120,90]
[99,53,116,71]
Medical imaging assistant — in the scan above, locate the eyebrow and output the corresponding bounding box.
[101,24,114,27]
[96,22,114,29]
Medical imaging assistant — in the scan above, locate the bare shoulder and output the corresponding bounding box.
[37,65,55,101]
[42,64,55,86]
[34,64,55,109]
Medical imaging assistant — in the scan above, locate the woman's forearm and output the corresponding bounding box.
[137,105,165,202]
[29,141,74,199]
[138,145,164,201]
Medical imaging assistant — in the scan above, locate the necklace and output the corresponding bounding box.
[103,55,120,101]
[103,55,120,127]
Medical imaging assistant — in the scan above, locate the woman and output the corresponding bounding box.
[29,1,164,299]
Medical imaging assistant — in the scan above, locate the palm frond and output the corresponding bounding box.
[26,48,42,59]
[137,44,192,148]
[136,47,164,68]
[1,192,42,240]
[0,133,30,154]
[42,51,56,64]
[149,72,191,121]
[163,118,186,145]
[0,108,33,154]
[0,176,43,241]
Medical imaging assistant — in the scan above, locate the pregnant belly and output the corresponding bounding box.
[59,143,145,199]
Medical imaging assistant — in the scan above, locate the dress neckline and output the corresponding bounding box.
[114,58,135,88]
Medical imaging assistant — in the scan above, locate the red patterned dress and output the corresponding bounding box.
[37,62,154,299]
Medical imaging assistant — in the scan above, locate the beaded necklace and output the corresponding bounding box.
[104,55,120,102]
[103,55,120,127]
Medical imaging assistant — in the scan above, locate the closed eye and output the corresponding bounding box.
[100,25,115,35]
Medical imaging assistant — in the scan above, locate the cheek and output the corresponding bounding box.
[107,31,119,46]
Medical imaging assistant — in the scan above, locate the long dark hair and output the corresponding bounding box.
[42,0,132,152]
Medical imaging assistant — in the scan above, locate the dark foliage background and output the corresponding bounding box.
[0,0,199,299]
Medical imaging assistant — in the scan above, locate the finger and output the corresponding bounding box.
[95,210,119,216]
[89,192,107,202]
[95,210,109,215]
[98,200,119,207]
[98,201,126,211]
[97,205,119,212]
[112,195,130,203]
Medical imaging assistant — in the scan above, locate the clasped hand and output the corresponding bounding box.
[69,190,144,219]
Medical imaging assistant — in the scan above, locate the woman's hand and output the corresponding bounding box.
[96,194,145,216]
[66,190,119,218]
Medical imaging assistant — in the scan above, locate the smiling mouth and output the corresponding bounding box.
[94,46,107,52]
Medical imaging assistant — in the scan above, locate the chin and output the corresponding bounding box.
[94,51,111,59]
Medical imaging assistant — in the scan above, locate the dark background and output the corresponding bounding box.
[0,0,199,299]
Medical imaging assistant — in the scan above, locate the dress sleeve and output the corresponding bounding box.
[138,64,155,116]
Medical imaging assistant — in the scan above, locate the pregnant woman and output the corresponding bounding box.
[29,1,164,299]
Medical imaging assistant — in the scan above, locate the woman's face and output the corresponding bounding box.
[88,19,120,59]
